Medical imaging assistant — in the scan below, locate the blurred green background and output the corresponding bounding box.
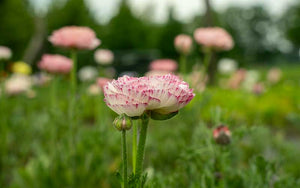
[0,0,300,187]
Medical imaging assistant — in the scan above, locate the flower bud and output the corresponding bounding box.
[113,114,132,131]
[213,125,231,145]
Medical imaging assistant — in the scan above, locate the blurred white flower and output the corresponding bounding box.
[120,71,138,77]
[0,46,12,60]
[87,84,101,96]
[94,49,114,65]
[32,72,52,86]
[5,74,32,95]
[218,58,238,74]
[242,70,260,91]
[78,66,98,82]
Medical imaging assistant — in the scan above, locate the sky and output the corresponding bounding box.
[31,0,297,24]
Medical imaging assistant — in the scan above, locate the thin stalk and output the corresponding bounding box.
[203,48,212,78]
[70,50,77,94]
[135,116,149,178]
[51,76,57,111]
[122,130,128,188]
[132,120,138,173]
[180,54,187,75]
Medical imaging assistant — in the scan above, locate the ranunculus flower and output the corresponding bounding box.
[149,59,178,72]
[38,54,72,74]
[78,66,98,82]
[49,26,101,50]
[213,125,231,145]
[174,34,192,55]
[103,74,195,117]
[94,49,114,65]
[218,58,238,74]
[0,46,12,60]
[12,61,32,75]
[97,77,112,90]
[194,27,234,51]
[5,74,32,95]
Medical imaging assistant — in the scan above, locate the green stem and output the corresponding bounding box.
[132,120,138,173]
[51,76,57,111]
[180,54,187,75]
[70,50,77,95]
[135,115,149,178]
[122,130,128,188]
[202,48,212,80]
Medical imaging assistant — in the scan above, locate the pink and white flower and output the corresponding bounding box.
[149,59,178,72]
[94,49,114,65]
[49,26,100,50]
[0,46,12,60]
[194,27,234,51]
[38,54,73,74]
[174,34,192,55]
[103,74,195,117]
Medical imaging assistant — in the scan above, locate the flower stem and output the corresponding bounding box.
[135,115,149,178]
[70,50,77,94]
[51,76,57,111]
[132,120,138,173]
[180,54,187,75]
[122,130,128,188]
[202,48,212,80]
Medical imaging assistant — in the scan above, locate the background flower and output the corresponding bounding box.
[94,49,114,65]
[5,74,32,95]
[103,74,195,117]
[149,59,178,73]
[12,61,32,75]
[0,46,12,60]
[194,27,234,51]
[49,26,101,50]
[38,54,72,74]
[78,66,98,82]
[218,58,238,74]
[174,34,192,55]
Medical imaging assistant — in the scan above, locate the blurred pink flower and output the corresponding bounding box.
[194,27,234,51]
[0,46,12,60]
[87,84,101,96]
[97,77,112,90]
[49,26,100,50]
[267,68,282,84]
[38,54,73,74]
[103,74,195,117]
[94,49,114,65]
[174,34,192,55]
[145,70,170,77]
[228,69,247,89]
[213,125,231,145]
[149,59,178,72]
[252,83,265,95]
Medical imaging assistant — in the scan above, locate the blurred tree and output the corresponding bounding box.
[157,6,183,58]
[104,0,149,50]
[285,3,300,47]
[221,6,279,64]
[0,0,34,61]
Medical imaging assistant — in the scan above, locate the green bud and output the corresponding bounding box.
[113,114,132,131]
